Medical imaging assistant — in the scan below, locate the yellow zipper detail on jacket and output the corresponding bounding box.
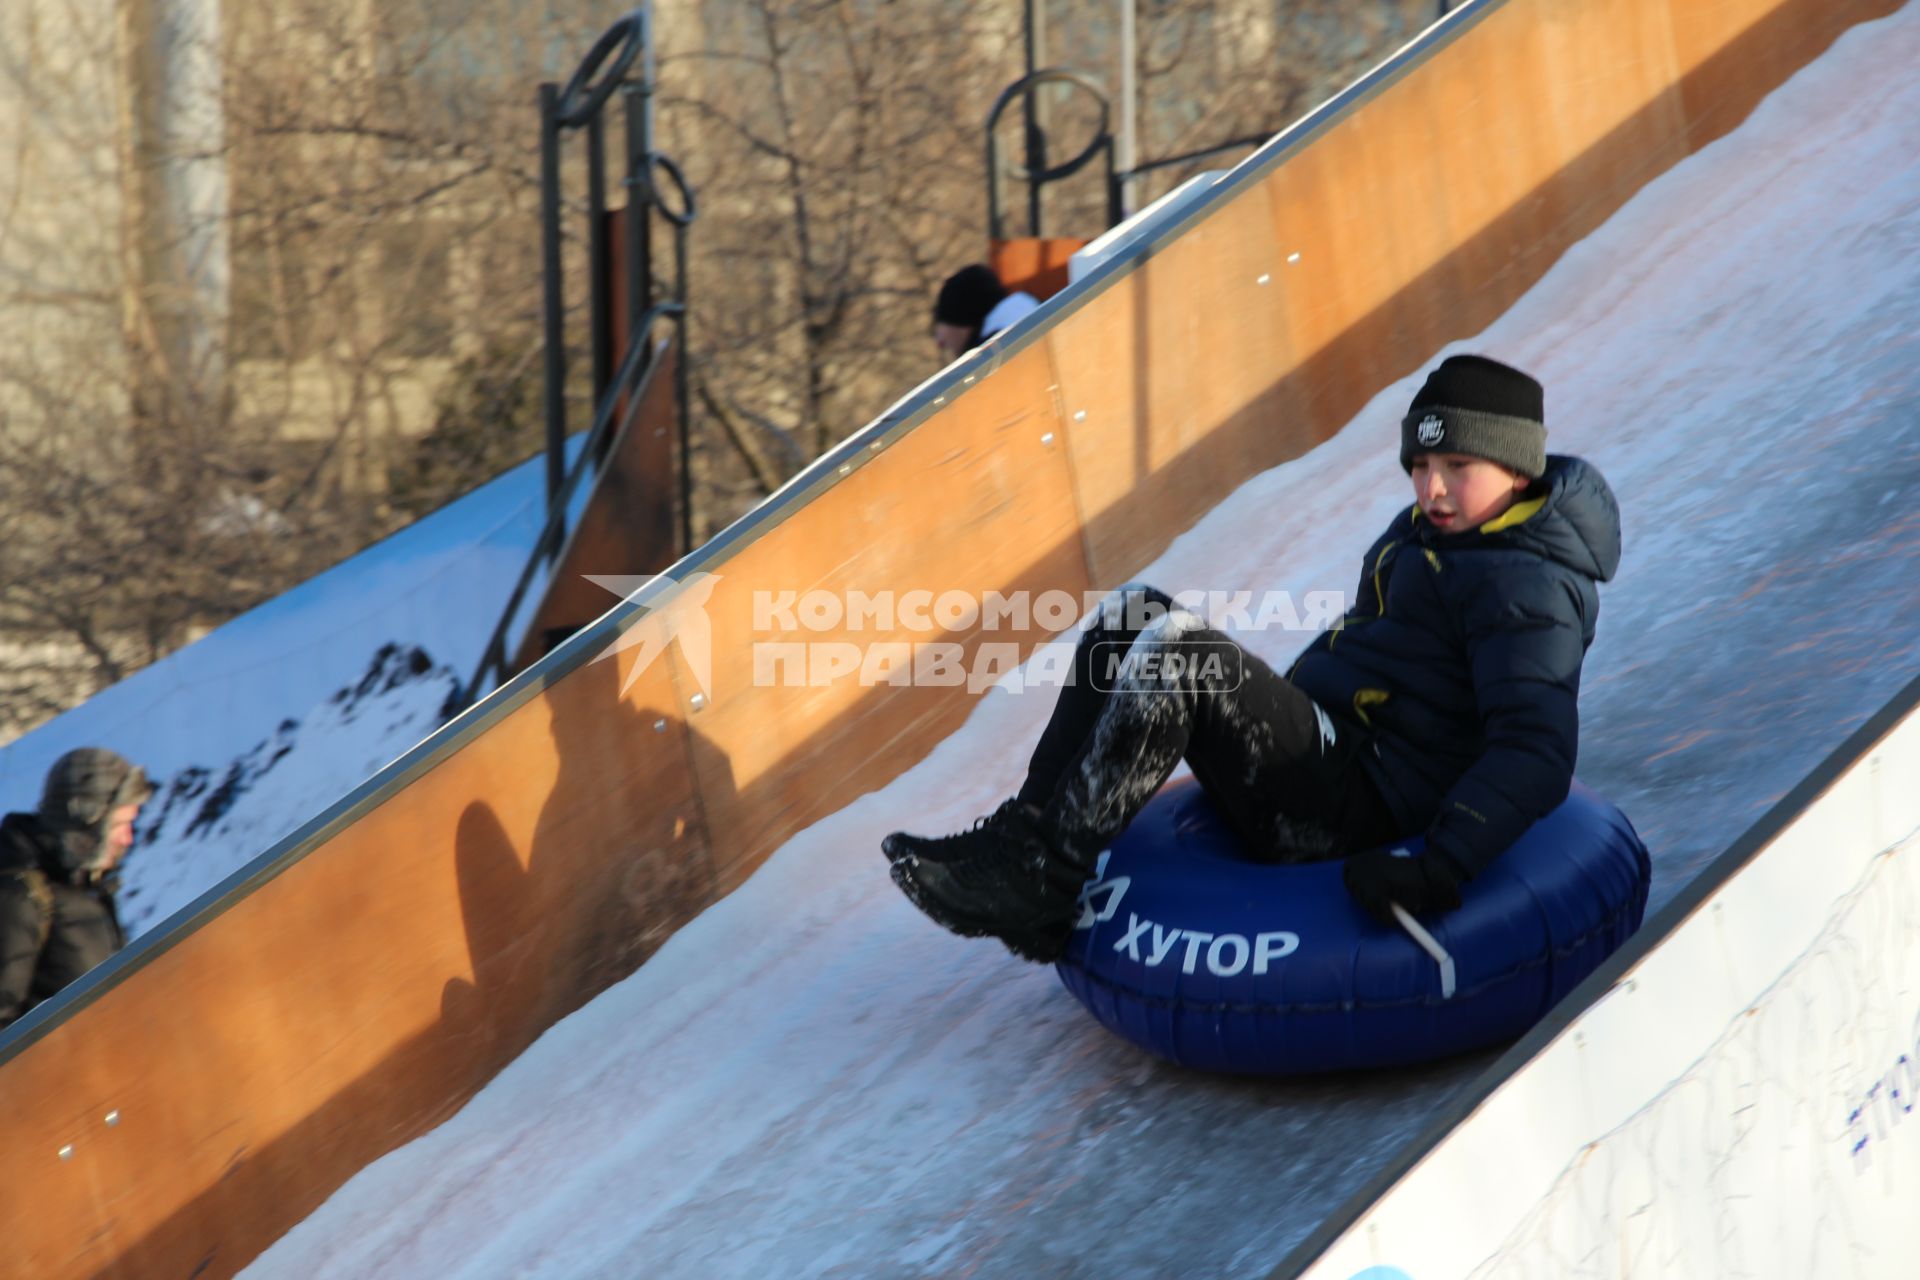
[1327,538,1400,655]
[1371,540,1399,615]
[1352,687,1391,726]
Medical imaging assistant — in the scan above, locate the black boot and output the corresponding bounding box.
[884,800,1093,963]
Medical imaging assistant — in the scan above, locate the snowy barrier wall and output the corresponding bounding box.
[0,0,1900,1274]
[1288,673,1920,1280]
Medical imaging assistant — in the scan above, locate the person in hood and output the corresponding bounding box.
[931,264,1039,362]
[0,748,154,1028]
[884,354,1623,962]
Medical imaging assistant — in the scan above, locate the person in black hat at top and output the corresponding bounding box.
[884,354,1622,963]
[0,748,153,1028]
[931,264,1040,362]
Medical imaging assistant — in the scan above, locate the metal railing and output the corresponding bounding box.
[459,5,696,711]
[986,67,1271,240]
[987,69,1117,240]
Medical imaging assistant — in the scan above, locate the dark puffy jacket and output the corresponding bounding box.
[1289,455,1621,879]
[0,812,126,1029]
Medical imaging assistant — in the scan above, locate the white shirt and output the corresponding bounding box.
[980,290,1040,340]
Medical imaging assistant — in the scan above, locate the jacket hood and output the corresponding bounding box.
[35,748,153,879]
[1515,455,1622,582]
[1420,454,1621,582]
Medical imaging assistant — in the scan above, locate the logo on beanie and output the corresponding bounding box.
[1416,414,1445,447]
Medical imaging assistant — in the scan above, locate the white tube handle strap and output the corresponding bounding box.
[1391,902,1456,1000]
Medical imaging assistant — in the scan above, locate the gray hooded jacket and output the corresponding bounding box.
[0,748,153,1028]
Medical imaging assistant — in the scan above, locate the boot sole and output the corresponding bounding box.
[999,930,1068,964]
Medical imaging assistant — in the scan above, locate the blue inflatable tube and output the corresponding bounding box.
[1055,779,1652,1075]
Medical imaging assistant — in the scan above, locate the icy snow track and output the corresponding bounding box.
[248,9,1920,1279]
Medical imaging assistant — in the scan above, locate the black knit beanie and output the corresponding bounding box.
[933,264,1007,332]
[1399,354,1547,480]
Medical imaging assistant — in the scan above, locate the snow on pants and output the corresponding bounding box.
[1016,584,1403,863]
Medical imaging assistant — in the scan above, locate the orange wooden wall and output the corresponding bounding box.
[0,0,1894,1273]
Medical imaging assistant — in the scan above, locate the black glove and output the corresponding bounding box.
[1342,845,1464,925]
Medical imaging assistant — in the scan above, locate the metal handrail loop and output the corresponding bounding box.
[556,10,647,127]
[639,152,697,227]
[986,68,1111,184]
[986,67,1116,239]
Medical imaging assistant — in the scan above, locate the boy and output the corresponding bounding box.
[884,354,1621,963]
[931,264,1040,362]
[0,748,153,1028]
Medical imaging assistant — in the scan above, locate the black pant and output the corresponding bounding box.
[1017,585,1401,863]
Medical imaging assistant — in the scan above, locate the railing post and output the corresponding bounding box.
[1102,134,1120,230]
[538,82,567,515]
[674,224,692,555]
[1022,0,1046,236]
[587,112,612,415]
[986,130,1003,242]
[623,84,650,357]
